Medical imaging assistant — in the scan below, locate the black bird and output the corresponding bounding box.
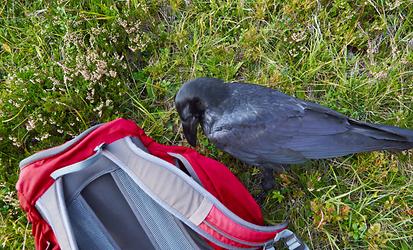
[175,77,413,189]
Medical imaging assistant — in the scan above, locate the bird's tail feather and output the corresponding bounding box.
[349,119,413,147]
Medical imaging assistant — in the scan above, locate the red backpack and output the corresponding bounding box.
[17,118,308,250]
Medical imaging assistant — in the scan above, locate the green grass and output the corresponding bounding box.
[1,0,412,249]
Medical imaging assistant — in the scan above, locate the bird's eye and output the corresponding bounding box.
[193,99,204,110]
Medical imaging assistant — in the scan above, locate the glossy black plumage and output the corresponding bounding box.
[175,77,413,168]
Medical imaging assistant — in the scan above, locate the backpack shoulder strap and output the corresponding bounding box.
[103,137,305,249]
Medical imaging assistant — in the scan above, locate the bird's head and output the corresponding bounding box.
[175,77,228,147]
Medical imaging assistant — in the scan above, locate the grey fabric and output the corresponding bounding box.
[56,178,79,250]
[19,123,102,168]
[108,137,288,232]
[106,139,213,223]
[273,229,309,250]
[112,169,199,250]
[68,195,118,250]
[130,136,149,152]
[51,145,104,180]
[101,142,257,250]
[80,173,156,250]
[176,220,213,250]
[112,170,162,250]
[62,156,117,204]
[168,152,202,184]
[56,142,209,250]
[36,183,77,250]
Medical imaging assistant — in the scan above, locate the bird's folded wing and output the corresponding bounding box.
[206,98,402,164]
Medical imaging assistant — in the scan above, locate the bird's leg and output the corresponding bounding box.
[256,165,287,204]
[262,164,287,191]
[261,168,276,192]
[255,168,276,204]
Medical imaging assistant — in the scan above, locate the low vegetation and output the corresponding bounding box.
[1,1,412,249]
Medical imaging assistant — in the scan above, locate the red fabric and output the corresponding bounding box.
[17,192,59,250]
[204,206,287,243]
[199,222,252,248]
[16,118,265,250]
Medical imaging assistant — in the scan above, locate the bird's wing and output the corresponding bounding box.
[206,87,405,165]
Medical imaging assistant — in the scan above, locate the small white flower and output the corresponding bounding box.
[109,70,117,78]
[291,30,307,42]
[25,118,36,131]
[40,133,50,141]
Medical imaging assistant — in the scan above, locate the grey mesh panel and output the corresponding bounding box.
[79,173,156,250]
[112,169,199,250]
[68,195,119,250]
[102,143,254,250]
[106,139,213,224]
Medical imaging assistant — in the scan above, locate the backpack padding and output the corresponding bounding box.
[103,137,288,248]
[67,194,119,250]
[57,138,205,250]
[78,173,155,250]
[17,119,141,206]
[112,170,203,250]
[17,119,142,250]
[35,180,77,250]
[168,153,289,246]
[17,118,277,250]
[38,148,206,250]
[105,138,213,225]
[137,136,264,226]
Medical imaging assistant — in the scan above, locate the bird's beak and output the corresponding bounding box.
[182,117,199,147]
